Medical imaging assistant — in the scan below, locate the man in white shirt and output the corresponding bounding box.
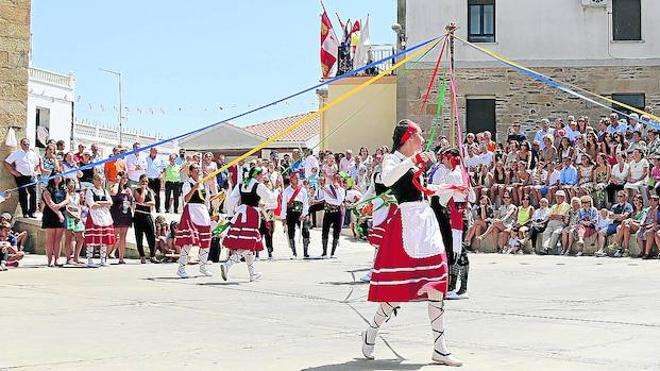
[321,174,345,258]
[145,147,165,212]
[533,119,554,150]
[4,138,40,218]
[125,142,147,186]
[281,173,310,258]
[304,153,320,179]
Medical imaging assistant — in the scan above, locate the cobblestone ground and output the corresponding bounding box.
[2,227,660,370]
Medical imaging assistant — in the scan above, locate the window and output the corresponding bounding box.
[612,0,641,41]
[611,93,645,114]
[466,98,496,137]
[468,0,495,43]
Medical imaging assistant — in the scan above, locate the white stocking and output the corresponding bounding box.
[178,245,191,269]
[427,290,450,357]
[86,246,94,262]
[243,250,256,276]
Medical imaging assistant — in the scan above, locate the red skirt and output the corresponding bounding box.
[368,205,448,302]
[223,206,263,252]
[175,206,212,249]
[367,205,395,248]
[84,217,116,246]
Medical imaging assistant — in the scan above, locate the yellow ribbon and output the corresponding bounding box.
[199,39,441,184]
[454,34,660,124]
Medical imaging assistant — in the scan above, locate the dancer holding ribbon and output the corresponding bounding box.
[221,167,275,282]
[361,119,464,367]
[175,163,213,278]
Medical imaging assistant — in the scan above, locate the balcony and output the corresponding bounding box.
[29,67,75,89]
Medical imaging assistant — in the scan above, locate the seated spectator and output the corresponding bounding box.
[607,152,629,204]
[465,195,493,250]
[1,212,27,252]
[541,190,570,254]
[561,197,582,255]
[559,157,578,200]
[540,135,557,164]
[624,149,649,205]
[637,195,659,259]
[576,155,594,197]
[573,196,598,256]
[627,130,646,155]
[609,195,646,257]
[507,195,534,254]
[598,191,633,257]
[473,164,493,202]
[647,129,660,159]
[592,154,610,209]
[0,221,24,269]
[524,197,550,250]
[491,161,507,205]
[594,208,613,257]
[476,191,517,253]
[507,122,527,143]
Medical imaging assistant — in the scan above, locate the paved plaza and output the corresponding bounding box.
[2,228,660,371]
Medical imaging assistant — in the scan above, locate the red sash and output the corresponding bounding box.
[287,186,302,208]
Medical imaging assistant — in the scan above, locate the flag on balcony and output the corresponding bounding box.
[320,7,339,79]
[353,15,370,69]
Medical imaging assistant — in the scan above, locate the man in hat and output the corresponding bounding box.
[541,190,571,254]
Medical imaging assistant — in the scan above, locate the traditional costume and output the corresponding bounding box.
[320,178,345,258]
[431,148,472,299]
[221,169,275,282]
[361,120,462,367]
[281,174,310,258]
[84,185,116,267]
[175,178,212,278]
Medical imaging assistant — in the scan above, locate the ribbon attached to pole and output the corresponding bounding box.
[200,39,442,185]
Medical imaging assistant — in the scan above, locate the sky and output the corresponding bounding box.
[31,0,396,138]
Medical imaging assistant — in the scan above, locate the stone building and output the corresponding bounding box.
[398,0,660,142]
[0,0,31,213]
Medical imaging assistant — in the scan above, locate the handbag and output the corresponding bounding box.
[65,213,84,233]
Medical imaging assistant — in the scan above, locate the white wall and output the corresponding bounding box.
[26,70,74,152]
[406,0,660,67]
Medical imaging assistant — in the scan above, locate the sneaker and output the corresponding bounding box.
[432,352,463,367]
[86,259,98,268]
[613,249,623,258]
[576,252,583,257]
[445,291,460,300]
[176,267,189,279]
[199,264,213,277]
[99,260,111,267]
[0,263,7,271]
[642,254,653,260]
[249,272,262,282]
[594,250,607,257]
[361,330,375,360]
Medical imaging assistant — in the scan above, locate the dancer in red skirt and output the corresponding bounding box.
[221,167,275,282]
[361,120,464,367]
[175,164,212,278]
[84,173,116,267]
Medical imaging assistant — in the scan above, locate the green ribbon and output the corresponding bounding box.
[425,70,447,151]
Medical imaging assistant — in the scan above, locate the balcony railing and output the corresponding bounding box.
[367,44,396,75]
[29,67,75,89]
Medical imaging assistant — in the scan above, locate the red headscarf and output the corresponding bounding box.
[399,120,421,146]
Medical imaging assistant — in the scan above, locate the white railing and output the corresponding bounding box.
[29,67,74,88]
[73,121,178,153]
[367,44,396,74]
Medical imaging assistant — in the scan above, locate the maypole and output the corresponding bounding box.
[445,23,457,147]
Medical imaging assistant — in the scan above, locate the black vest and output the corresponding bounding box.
[92,188,108,202]
[373,171,388,195]
[390,169,423,204]
[240,182,260,207]
[188,181,206,204]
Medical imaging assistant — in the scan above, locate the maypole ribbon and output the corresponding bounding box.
[418,37,448,114]
[199,39,442,184]
[454,35,660,128]
[425,70,447,152]
[0,34,445,197]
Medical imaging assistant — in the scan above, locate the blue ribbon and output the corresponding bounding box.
[2,34,443,197]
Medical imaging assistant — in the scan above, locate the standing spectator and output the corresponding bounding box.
[4,138,40,218]
[78,151,95,187]
[507,122,527,143]
[90,143,104,174]
[146,147,165,213]
[63,179,85,266]
[202,152,219,200]
[163,154,182,213]
[73,143,86,165]
[215,153,230,191]
[61,152,83,188]
[339,149,355,173]
[40,144,61,187]
[84,173,116,267]
[55,140,66,162]
[176,148,186,166]
[125,142,147,187]
[607,113,627,134]
[104,147,126,184]
[134,174,158,264]
[304,152,320,179]
[109,172,133,264]
[41,172,67,267]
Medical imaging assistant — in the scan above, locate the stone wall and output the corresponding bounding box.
[0,0,31,213]
[399,64,660,143]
